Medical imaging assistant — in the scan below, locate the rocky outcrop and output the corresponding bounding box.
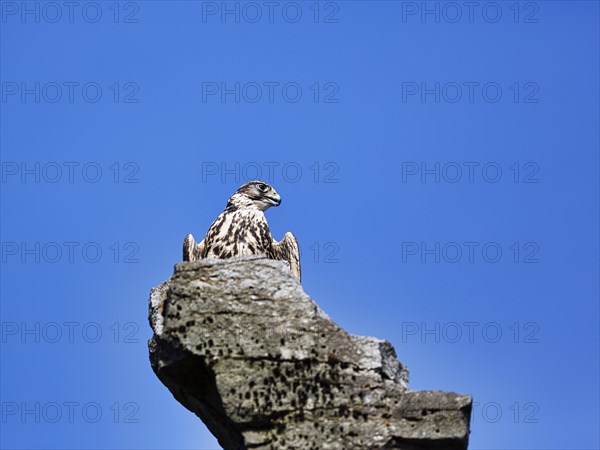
[148,257,472,449]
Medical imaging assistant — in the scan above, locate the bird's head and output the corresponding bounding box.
[226,180,282,211]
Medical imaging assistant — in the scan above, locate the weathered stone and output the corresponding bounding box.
[148,257,471,449]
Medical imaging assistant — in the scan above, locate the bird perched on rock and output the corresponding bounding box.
[183,181,301,281]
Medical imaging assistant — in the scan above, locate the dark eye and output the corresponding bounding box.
[258,183,267,191]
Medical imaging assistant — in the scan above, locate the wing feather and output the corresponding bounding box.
[183,233,205,262]
[271,232,301,281]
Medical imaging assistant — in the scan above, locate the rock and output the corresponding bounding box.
[148,257,472,449]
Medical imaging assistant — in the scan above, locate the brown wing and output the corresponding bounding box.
[271,232,301,281]
[183,233,205,262]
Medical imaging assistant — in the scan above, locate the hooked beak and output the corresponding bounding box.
[267,193,281,206]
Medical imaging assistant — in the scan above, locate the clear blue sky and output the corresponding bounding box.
[1,1,598,449]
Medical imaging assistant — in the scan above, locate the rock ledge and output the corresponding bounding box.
[149,257,471,449]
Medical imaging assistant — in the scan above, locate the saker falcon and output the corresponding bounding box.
[183,180,301,281]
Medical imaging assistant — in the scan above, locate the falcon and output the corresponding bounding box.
[183,181,301,281]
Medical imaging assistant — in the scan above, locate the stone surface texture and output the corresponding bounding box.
[148,257,472,449]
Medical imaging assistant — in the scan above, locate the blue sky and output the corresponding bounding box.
[1,1,598,449]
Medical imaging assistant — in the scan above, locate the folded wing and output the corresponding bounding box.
[183,233,205,262]
[271,232,301,281]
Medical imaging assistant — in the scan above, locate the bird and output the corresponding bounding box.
[183,180,301,281]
